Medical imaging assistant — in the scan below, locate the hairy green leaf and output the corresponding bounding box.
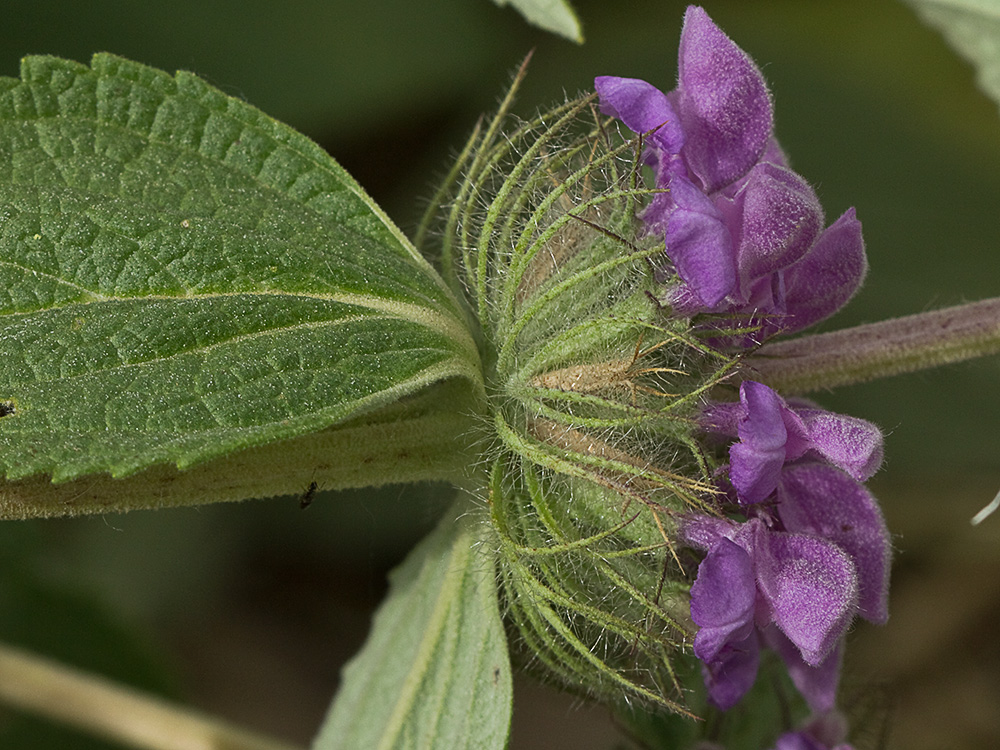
[0,379,479,518]
[905,0,1000,111]
[0,54,481,484]
[313,500,511,750]
[489,0,583,43]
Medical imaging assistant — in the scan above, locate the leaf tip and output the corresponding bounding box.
[490,0,584,43]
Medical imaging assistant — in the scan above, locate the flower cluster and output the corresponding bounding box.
[596,6,867,346]
[595,3,891,739]
[685,380,889,712]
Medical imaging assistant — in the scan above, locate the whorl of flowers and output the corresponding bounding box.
[431,66,726,711]
[595,4,891,738]
[430,3,891,740]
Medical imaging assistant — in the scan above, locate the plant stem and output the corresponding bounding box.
[0,642,305,750]
[745,297,1000,394]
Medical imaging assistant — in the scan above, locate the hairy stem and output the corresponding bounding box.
[745,297,1000,394]
[0,642,305,750]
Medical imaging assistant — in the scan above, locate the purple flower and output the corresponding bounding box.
[773,734,853,750]
[682,381,890,711]
[762,626,844,715]
[689,537,755,664]
[702,381,883,504]
[770,710,855,750]
[683,516,860,710]
[673,6,772,193]
[595,6,867,342]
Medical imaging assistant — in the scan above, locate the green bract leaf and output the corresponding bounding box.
[313,500,511,750]
[421,84,737,711]
[905,0,1000,112]
[0,54,481,485]
[489,0,583,43]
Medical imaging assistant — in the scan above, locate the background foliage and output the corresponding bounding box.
[1,1,999,748]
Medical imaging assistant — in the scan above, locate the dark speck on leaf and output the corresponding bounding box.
[300,481,318,509]
[0,401,15,418]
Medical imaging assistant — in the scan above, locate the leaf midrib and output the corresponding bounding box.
[4,284,473,357]
[10,312,387,384]
[377,520,472,750]
[5,85,482,370]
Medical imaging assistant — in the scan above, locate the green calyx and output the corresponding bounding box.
[422,73,738,711]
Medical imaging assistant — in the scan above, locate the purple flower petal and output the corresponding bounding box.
[640,188,676,233]
[705,382,883,502]
[774,732,827,750]
[663,174,738,306]
[735,163,824,293]
[594,76,685,153]
[729,381,808,503]
[777,464,891,624]
[787,643,844,715]
[679,513,737,550]
[702,631,760,710]
[675,6,773,192]
[690,538,757,662]
[730,384,787,503]
[770,709,855,750]
[781,208,867,333]
[752,522,858,665]
[699,399,741,438]
[760,136,789,168]
[763,625,844,713]
[796,408,884,481]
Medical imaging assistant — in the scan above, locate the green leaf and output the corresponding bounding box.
[313,500,511,750]
[0,379,479,518]
[905,0,1000,111]
[489,0,583,43]
[0,54,482,484]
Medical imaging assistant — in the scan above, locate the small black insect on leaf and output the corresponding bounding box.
[300,481,318,510]
[0,401,15,418]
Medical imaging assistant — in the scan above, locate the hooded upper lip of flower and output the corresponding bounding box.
[702,380,885,505]
[595,6,867,340]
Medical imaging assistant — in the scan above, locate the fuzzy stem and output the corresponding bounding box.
[746,297,1000,394]
[0,642,305,750]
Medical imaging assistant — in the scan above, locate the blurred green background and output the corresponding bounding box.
[1,1,999,748]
